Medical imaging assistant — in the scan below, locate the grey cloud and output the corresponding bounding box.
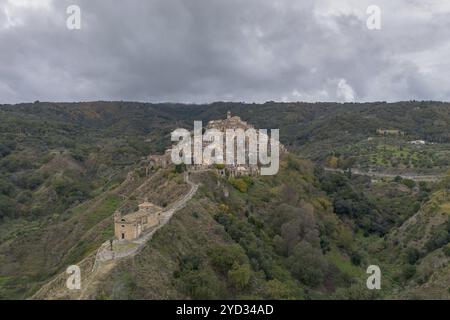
[0,0,449,104]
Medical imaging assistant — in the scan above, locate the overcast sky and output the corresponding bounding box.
[0,0,449,104]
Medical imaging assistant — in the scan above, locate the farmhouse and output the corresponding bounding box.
[114,200,162,241]
[409,140,426,145]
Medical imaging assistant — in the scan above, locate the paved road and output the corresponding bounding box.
[323,167,442,182]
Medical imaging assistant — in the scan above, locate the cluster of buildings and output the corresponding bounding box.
[140,111,285,178]
[189,111,263,177]
[115,111,285,241]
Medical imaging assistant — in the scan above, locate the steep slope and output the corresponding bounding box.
[2,101,450,299]
[0,165,188,299]
[42,155,374,300]
[383,177,450,299]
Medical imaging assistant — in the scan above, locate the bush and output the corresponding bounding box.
[443,244,450,257]
[228,263,252,290]
[264,279,294,299]
[425,228,450,253]
[16,190,32,204]
[174,164,186,174]
[0,156,33,172]
[17,172,45,190]
[287,241,327,287]
[229,178,249,193]
[350,252,362,266]
[0,180,15,196]
[0,195,17,219]
[180,270,222,299]
[406,247,421,264]
[402,179,416,189]
[402,264,416,281]
[209,244,247,274]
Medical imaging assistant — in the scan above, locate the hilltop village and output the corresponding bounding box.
[142,111,287,177]
[114,112,286,241]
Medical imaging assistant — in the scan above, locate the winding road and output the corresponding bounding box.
[323,167,442,182]
[93,171,199,268]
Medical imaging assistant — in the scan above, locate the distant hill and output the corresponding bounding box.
[1,101,450,299]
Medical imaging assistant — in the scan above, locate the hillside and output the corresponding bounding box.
[1,101,450,299]
[33,155,372,299]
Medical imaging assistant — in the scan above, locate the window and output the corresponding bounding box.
[121,233,125,239]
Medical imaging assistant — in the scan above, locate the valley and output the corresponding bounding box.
[0,101,449,299]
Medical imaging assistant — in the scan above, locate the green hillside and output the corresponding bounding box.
[1,101,450,299]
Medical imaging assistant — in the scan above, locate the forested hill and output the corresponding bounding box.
[3,100,450,147]
[0,101,450,299]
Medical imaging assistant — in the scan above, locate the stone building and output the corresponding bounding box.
[141,149,172,176]
[141,111,287,178]
[205,111,285,177]
[114,200,162,241]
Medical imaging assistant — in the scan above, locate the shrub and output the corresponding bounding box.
[174,164,186,174]
[350,251,362,266]
[443,244,450,257]
[228,263,252,290]
[402,264,416,281]
[0,180,15,196]
[209,244,247,274]
[0,195,16,219]
[406,247,421,264]
[264,279,294,299]
[180,270,222,299]
[287,241,327,287]
[425,228,450,253]
[402,179,416,189]
[230,178,249,193]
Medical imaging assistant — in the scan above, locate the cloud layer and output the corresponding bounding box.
[1,0,449,103]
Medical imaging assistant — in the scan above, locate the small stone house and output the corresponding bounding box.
[114,201,162,241]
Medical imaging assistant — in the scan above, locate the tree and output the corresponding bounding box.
[228,263,252,290]
[174,164,186,173]
[0,180,15,196]
[264,279,295,299]
[327,155,339,169]
[0,194,16,219]
[402,179,416,189]
[209,244,247,274]
[230,178,249,193]
[180,270,222,299]
[287,241,328,287]
[406,247,421,264]
[279,204,319,255]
